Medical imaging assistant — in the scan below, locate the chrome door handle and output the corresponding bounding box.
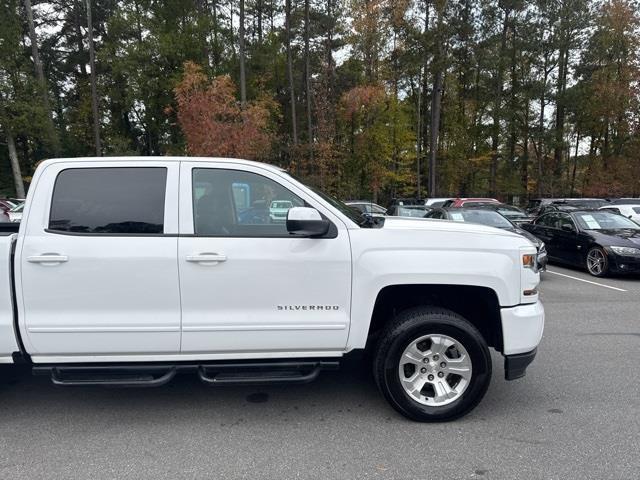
[27,255,69,264]
[186,253,227,264]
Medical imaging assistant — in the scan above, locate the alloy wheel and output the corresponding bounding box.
[398,333,472,407]
[587,248,606,276]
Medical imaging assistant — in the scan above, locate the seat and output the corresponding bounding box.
[195,182,236,235]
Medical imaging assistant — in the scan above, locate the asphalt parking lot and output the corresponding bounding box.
[1,264,639,480]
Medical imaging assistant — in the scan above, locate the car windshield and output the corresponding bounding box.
[449,210,513,228]
[574,212,640,230]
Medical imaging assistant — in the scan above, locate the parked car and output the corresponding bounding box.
[441,198,500,208]
[0,199,18,214]
[0,210,9,223]
[8,203,23,223]
[425,207,547,270]
[526,198,562,216]
[269,200,294,222]
[386,198,426,210]
[424,198,454,208]
[0,156,543,422]
[386,205,433,218]
[526,198,607,216]
[344,200,387,216]
[606,198,640,205]
[471,203,532,226]
[536,203,580,217]
[522,209,640,277]
[599,205,640,224]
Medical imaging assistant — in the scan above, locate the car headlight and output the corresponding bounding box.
[610,246,640,256]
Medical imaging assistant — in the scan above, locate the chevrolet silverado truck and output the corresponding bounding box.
[0,157,544,422]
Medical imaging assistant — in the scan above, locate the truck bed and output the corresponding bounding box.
[1,233,19,362]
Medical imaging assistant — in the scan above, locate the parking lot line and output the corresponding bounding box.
[546,270,628,292]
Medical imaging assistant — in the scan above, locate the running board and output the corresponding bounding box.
[32,361,339,387]
[198,361,338,386]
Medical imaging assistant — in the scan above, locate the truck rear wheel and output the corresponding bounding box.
[373,307,492,422]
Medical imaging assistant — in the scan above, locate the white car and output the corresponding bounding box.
[269,200,294,222]
[599,204,640,224]
[425,197,454,208]
[0,157,543,422]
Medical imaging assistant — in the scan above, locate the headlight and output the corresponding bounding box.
[610,246,640,255]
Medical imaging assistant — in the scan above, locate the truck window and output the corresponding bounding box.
[49,167,167,234]
[192,168,304,236]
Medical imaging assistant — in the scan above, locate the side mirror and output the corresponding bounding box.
[286,207,330,237]
[560,223,576,233]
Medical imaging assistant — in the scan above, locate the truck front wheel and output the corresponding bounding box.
[373,307,492,422]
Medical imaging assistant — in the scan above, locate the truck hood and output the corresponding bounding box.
[382,217,523,240]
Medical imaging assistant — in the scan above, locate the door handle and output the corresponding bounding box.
[186,253,227,264]
[27,255,69,264]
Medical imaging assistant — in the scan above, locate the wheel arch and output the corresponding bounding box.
[366,284,503,352]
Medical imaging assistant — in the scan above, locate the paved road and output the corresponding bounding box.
[1,264,639,479]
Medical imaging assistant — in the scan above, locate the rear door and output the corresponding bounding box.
[17,161,181,357]
[177,162,352,355]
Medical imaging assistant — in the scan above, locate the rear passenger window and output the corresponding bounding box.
[535,213,556,227]
[49,167,167,234]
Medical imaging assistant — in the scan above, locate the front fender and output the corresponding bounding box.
[346,228,525,350]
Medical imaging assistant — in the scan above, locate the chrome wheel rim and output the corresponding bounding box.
[587,249,606,275]
[398,334,472,407]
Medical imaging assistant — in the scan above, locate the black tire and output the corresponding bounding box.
[373,307,492,422]
[586,246,609,277]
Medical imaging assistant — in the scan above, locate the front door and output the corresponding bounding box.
[18,162,181,357]
[177,162,352,355]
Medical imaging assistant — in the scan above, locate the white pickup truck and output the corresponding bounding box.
[0,157,544,421]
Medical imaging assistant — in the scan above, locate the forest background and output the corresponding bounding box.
[1,0,639,203]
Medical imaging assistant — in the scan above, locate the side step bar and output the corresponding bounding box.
[32,360,339,387]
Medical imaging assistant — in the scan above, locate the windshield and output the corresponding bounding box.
[574,212,640,230]
[449,210,513,228]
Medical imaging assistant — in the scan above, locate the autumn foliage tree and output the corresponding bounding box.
[174,62,276,160]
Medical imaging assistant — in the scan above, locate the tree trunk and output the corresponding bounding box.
[86,0,101,155]
[428,70,443,197]
[239,0,247,105]
[23,0,59,153]
[521,101,530,195]
[537,57,549,197]
[304,0,313,156]
[285,0,298,144]
[416,75,422,198]
[553,38,569,190]
[4,126,26,198]
[211,0,220,71]
[490,7,511,196]
[420,0,430,186]
[74,0,88,76]
[257,0,263,43]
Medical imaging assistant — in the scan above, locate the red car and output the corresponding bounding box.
[442,197,500,208]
